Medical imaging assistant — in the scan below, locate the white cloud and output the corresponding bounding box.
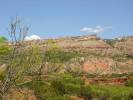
[80,26,105,33]
[24,35,41,41]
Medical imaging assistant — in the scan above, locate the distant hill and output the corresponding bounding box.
[22,34,111,50]
[2,34,133,76]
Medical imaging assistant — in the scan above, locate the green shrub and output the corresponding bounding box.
[79,86,92,100]
[51,80,91,99]
[90,85,110,100]
[47,39,56,44]
[126,54,133,59]
[125,80,133,87]
[0,36,7,42]
[20,80,66,100]
[105,39,115,47]
[51,74,92,99]
[64,83,81,94]
[90,85,133,100]
[0,71,5,80]
[128,94,133,100]
[44,48,84,63]
[110,73,128,78]
[51,80,66,95]
[0,44,10,55]
[60,73,84,85]
[20,74,133,100]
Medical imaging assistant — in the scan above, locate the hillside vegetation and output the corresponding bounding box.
[0,19,133,100]
[0,35,133,100]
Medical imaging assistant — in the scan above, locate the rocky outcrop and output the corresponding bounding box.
[83,58,114,74]
[57,39,110,49]
[114,36,133,55]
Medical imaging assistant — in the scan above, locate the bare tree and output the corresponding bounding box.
[0,17,42,99]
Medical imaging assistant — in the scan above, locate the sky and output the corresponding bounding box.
[0,0,133,39]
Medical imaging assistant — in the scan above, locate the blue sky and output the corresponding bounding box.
[0,0,133,39]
